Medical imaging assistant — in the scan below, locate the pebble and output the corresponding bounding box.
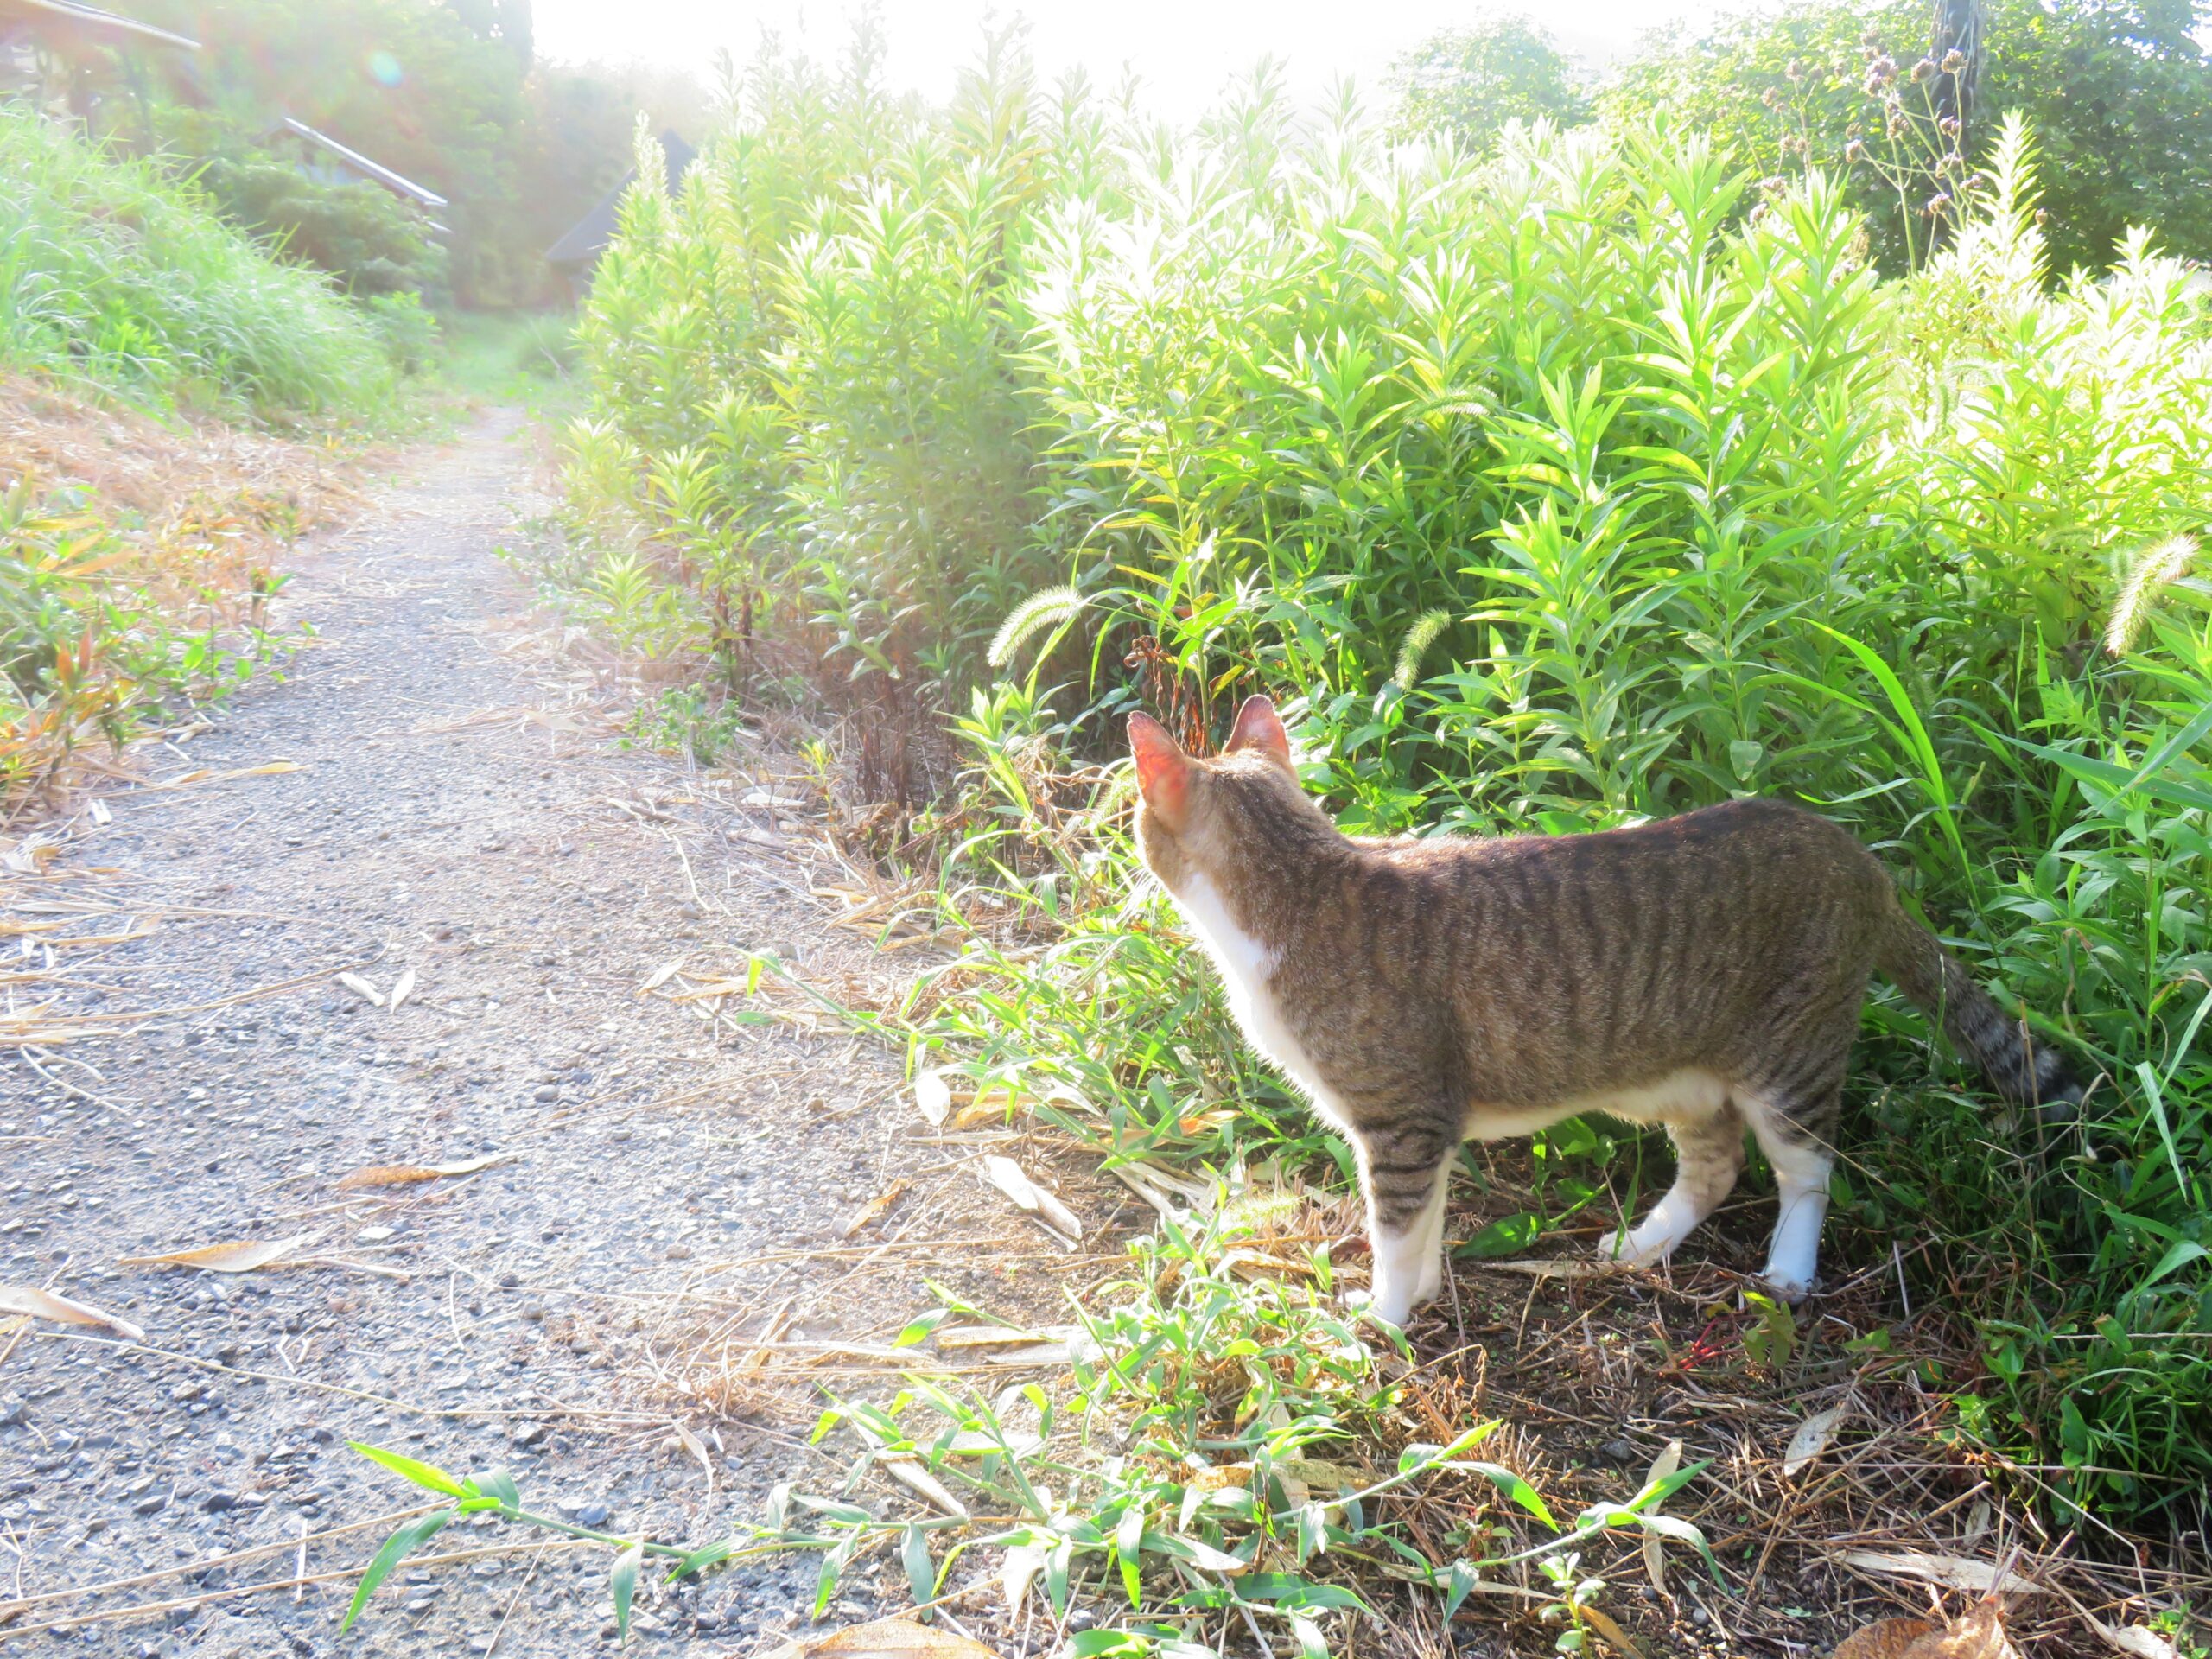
[133,1490,169,1516]
[575,1501,612,1528]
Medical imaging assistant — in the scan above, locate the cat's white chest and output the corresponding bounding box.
[1173,874,1352,1133]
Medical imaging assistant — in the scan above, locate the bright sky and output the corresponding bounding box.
[531,0,1743,117]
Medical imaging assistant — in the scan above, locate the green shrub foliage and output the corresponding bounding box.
[564,35,2212,1526]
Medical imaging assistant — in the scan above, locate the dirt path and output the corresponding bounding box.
[1,411,1090,1656]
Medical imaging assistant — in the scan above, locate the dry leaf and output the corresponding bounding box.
[852,1420,966,1518]
[334,1153,515,1191]
[933,1323,1051,1349]
[946,1084,1035,1130]
[120,1231,322,1274]
[387,968,416,1013]
[912,1068,952,1126]
[337,972,384,1007]
[2086,1622,2181,1659]
[1105,1158,1214,1222]
[0,1284,145,1341]
[1783,1403,1848,1476]
[940,1321,1097,1365]
[1642,1439,1681,1592]
[980,1338,1096,1366]
[1276,1456,1365,1493]
[1834,1620,1941,1659]
[763,1618,998,1659]
[980,1154,1081,1242]
[1170,1535,1250,1574]
[1579,1603,1646,1656]
[639,960,683,995]
[1001,1542,1047,1616]
[1961,1499,1993,1547]
[879,1456,966,1517]
[671,1421,715,1503]
[1222,1247,1314,1281]
[1836,1550,2044,1597]
[145,761,302,791]
[838,1179,911,1239]
[1834,1601,2023,1659]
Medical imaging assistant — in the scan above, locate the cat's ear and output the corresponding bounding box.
[1128,713,1192,829]
[1225,694,1291,768]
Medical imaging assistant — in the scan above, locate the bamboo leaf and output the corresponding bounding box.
[341,1510,452,1631]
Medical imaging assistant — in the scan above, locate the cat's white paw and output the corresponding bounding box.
[1755,1269,1815,1305]
[1592,1227,1671,1271]
[1346,1284,1417,1328]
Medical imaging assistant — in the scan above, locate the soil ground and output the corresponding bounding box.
[0,410,1103,1656]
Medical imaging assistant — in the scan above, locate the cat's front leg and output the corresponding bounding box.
[1356,1122,1455,1325]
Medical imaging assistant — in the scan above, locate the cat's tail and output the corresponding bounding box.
[1874,899,2083,1117]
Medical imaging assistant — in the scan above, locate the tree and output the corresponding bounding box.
[1388,16,1592,148]
[445,0,532,69]
[142,0,531,302]
[1603,0,2212,275]
[1975,0,2212,272]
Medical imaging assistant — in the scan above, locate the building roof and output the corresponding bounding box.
[0,0,198,54]
[279,116,448,209]
[546,130,695,270]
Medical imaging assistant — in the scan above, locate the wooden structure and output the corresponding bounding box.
[0,0,200,126]
[270,115,450,233]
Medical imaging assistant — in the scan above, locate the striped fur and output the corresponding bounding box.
[1130,699,2081,1324]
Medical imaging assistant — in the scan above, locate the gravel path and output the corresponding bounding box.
[1,411,1091,1656]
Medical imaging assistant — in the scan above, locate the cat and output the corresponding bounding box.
[1129,694,2081,1325]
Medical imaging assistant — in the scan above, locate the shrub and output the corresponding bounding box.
[1387,17,1593,146]
[0,109,396,418]
[360,291,442,375]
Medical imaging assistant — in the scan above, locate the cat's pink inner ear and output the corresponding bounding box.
[1227,695,1290,766]
[1128,713,1191,824]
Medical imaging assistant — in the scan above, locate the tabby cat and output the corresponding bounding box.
[1130,696,2080,1325]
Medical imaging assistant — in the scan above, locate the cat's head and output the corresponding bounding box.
[1128,696,1326,895]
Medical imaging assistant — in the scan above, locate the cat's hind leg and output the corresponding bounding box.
[1739,1088,1839,1304]
[1597,1100,1745,1270]
[1357,1121,1456,1326]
